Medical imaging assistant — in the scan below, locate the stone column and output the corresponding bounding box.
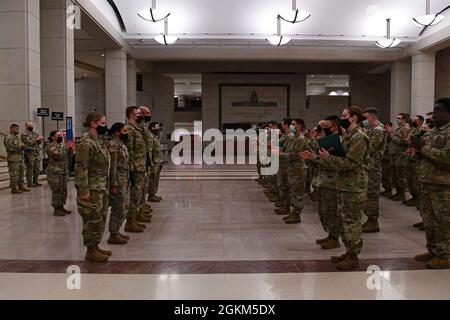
[127,57,137,107]
[0,0,41,134]
[411,52,436,117]
[390,58,411,123]
[105,49,127,124]
[40,0,75,135]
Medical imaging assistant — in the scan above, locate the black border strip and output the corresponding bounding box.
[106,0,127,32]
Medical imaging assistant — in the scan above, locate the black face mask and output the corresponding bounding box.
[56,137,63,143]
[152,130,160,136]
[96,125,108,136]
[27,127,33,132]
[144,116,152,123]
[120,134,129,144]
[340,118,351,130]
[411,122,419,128]
[426,119,434,128]
[136,116,144,124]
[324,128,333,136]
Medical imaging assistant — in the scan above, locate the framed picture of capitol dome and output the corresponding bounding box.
[219,84,290,130]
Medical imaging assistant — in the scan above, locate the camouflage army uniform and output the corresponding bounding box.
[141,122,154,207]
[363,123,387,220]
[388,124,411,195]
[149,131,162,196]
[277,132,293,210]
[126,122,147,222]
[406,127,422,200]
[417,122,450,259]
[324,127,369,255]
[75,133,110,247]
[108,137,129,235]
[312,134,340,240]
[284,133,307,216]
[46,142,69,208]
[4,133,26,191]
[306,137,320,195]
[21,130,41,185]
[381,136,393,193]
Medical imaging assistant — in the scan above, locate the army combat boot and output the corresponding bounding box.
[316,236,330,245]
[97,246,112,257]
[85,246,109,263]
[53,207,66,217]
[119,233,130,241]
[108,233,128,245]
[34,182,42,187]
[283,212,294,221]
[331,252,348,264]
[404,197,418,207]
[136,212,151,223]
[335,253,359,271]
[28,182,37,188]
[426,256,449,269]
[61,207,72,214]
[275,207,289,216]
[391,192,405,202]
[124,219,144,233]
[320,237,340,249]
[285,213,301,224]
[148,195,161,203]
[413,221,425,230]
[415,252,433,262]
[136,222,147,229]
[11,188,22,194]
[20,185,30,192]
[362,219,380,233]
[380,189,392,197]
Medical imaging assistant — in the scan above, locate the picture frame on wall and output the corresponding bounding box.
[219,84,290,130]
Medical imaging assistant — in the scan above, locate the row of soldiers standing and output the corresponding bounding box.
[256,98,450,271]
[3,122,45,194]
[71,106,163,263]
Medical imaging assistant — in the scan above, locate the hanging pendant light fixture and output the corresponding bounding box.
[375,18,401,48]
[279,0,311,23]
[267,16,292,46]
[138,0,170,22]
[154,17,178,45]
[413,0,445,26]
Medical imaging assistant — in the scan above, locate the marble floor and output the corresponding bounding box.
[1,270,450,300]
[0,165,428,262]
[0,164,448,299]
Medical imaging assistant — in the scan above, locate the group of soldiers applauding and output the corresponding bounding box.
[3,106,163,263]
[256,98,450,271]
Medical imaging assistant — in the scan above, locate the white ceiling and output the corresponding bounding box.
[98,0,450,48]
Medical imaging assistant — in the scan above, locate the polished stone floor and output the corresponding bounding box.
[0,165,428,262]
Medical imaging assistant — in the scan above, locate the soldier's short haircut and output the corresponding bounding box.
[325,115,341,127]
[281,118,292,126]
[363,107,379,117]
[10,124,19,130]
[110,122,125,135]
[48,130,58,142]
[415,115,425,122]
[384,121,393,127]
[149,122,160,129]
[345,106,365,124]
[292,118,305,130]
[126,106,139,119]
[436,97,450,112]
[397,113,410,121]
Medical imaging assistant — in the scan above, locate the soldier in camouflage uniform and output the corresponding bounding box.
[137,106,154,223]
[362,108,387,233]
[4,124,30,194]
[274,119,293,215]
[388,113,411,202]
[319,107,369,271]
[149,122,163,202]
[411,98,450,269]
[405,115,425,208]
[263,121,281,202]
[75,112,112,263]
[381,122,394,197]
[301,117,342,250]
[282,119,307,224]
[125,107,147,233]
[21,122,44,188]
[107,123,131,245]
[46,131,73,216]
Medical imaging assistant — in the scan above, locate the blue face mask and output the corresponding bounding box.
[290,125,296,133]
[362,119,369,128]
